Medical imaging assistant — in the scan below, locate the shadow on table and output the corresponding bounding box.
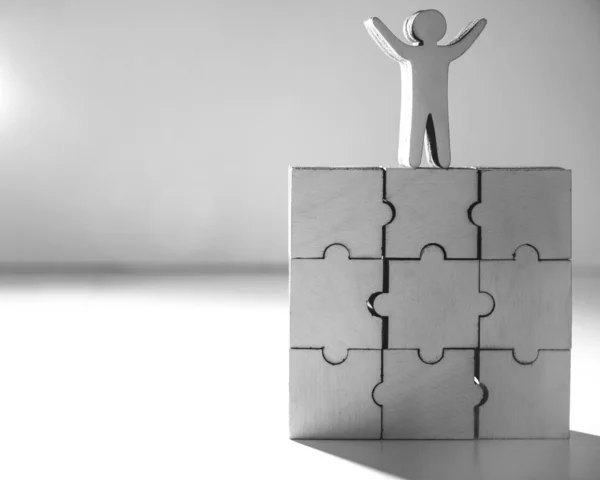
[295,432,600,480]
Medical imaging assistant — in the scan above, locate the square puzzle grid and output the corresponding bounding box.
[289,166,571,440]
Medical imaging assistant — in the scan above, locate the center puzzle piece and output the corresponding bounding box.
[373,349,482,439]
[290,244,383,364]
[372,245,493,363]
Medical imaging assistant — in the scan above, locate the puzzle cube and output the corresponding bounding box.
[289,166,571,440]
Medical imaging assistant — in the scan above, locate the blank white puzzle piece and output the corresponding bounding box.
[479,350,570,439]
[374,349,481,439]
[290,244,383,364]
[372,245,493,363]
[472,168,571,260]
[480,245,572,363]
[290,167,392,259]
[289,349,381,439]
[385,168,478,259]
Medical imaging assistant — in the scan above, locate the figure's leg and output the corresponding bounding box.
[399,106,426,168]
[426,108,451,168]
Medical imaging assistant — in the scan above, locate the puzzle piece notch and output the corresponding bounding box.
[470,168,571,260]
[372,244,493,363]
[290,167,394,259]
[480,244,572,364]
[385,167,479,259]
[373,349,482,439]
[289,348,382,439]
[290,244,383,364]
[478,349,570,439]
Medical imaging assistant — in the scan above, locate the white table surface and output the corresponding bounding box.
[0,272,598,480]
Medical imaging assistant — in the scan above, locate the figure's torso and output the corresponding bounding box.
[401,47,450,110]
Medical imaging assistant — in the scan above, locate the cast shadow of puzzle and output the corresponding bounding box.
[295,431,600,480]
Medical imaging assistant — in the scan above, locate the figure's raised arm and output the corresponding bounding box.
[364,17,412,62]
[445,18,487,60]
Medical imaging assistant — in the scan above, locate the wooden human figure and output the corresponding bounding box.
[365,10,486,168]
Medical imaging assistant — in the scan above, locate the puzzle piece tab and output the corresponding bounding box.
[290,244,383,363]
[479,350,570,439]
[289,348,381,439]
[372,245,493,363]
[481,245,572,363]
[472,168,571,260]
[290,167,392,259]
[374,349,481,439]
[385,168,478,258]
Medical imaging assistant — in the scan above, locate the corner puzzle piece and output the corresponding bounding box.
[471,168,571,260]
[365,11,486,168]
[372,245,492,363]
[481,245,572,363]
[290,167,392,259]
[373,349,481,439]
[479,350,570,439]
[289,348,381,439]
[385,168,478,259]
[290,244,382,363]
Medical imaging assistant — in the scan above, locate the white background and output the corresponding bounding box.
[0,0,597,267]
[0,273,598,480]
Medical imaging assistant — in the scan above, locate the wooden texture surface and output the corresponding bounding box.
[289,166,573,440]
[385,168,478,258]
[373,245,493,363]
[290,245,383,364]
[289,349,381,440]
[374,349,481,439]
[290,167,391,259]
[480,245,572,363]
[365,11,486,168]
[479,350,570,439]
[472,168,571,260]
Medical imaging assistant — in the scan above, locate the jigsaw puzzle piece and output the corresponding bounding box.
[479,349,570,439]
[290,244,383,363]
[290,167,392,259]
[471,168,571,260]
[481,245,571,363]
[372,245,493,363]
[385,168,478,259]
[289,348,381,439]
[373,349,481,439]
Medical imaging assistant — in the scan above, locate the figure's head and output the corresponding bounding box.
[404,9,447,45]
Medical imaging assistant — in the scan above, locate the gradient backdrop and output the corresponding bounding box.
[0,0,597,267]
